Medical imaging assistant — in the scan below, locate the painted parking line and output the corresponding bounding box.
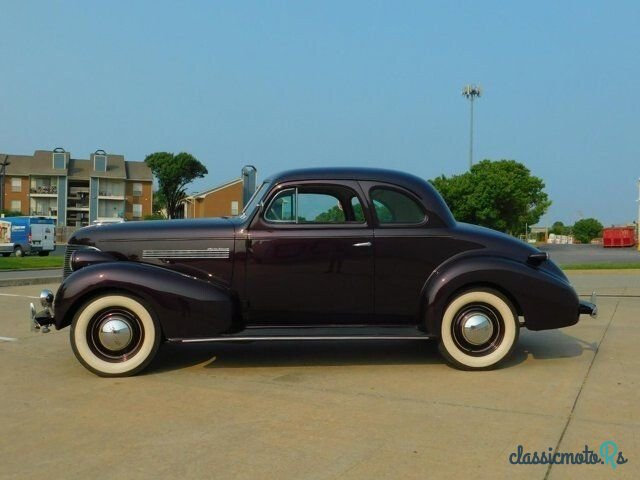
[0,293,39,299]
[0,337,18,342]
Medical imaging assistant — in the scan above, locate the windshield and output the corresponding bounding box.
[240,181,270,219]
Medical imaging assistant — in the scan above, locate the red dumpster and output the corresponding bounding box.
[602,227,636,248]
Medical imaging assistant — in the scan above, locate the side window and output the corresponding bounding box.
[351,196,365,222]
[371,187,426,225]
[299,193,344,223]
[264,186,366,224]
[265,189,296,222]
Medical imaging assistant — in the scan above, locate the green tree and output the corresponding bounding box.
[151,189,166,218]
[430,159,551,234]
[572,218,603,244]
[314,206,345,223]
[550,221,568,235]
[144,152,208,219]
[0,210,23,217]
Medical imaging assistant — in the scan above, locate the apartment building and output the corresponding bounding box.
[1,148,153,227]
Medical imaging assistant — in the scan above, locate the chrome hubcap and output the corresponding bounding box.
[461,313,494,345]
[98,316,133,351]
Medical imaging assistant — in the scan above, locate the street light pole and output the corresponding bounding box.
[0,155,11,214]
[462,85,482,169]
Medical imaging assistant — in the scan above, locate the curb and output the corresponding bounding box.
[0,276,62,287]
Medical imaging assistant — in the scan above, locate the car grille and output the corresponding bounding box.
[63,244,85,278]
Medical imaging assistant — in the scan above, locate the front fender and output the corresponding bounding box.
[54,262,235,339]
[422,255,580,335]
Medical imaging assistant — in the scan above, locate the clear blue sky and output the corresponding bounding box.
[2,1,639,226]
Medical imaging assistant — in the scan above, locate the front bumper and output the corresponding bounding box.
[29,289,55,333]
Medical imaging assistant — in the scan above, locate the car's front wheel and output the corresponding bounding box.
[70,294,161,377]
[438,288,519,370]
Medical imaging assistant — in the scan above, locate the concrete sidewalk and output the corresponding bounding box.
[0,273,637,479]
[0,268,62,287]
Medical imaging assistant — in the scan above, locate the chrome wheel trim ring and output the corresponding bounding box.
[87,308,144,362]
[451,303,504,356]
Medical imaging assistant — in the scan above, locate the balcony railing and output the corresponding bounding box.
[99,191,125,197]
[31,211,57,217]
[30,186,58,194]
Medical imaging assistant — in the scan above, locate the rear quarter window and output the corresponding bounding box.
[370,187,426,225]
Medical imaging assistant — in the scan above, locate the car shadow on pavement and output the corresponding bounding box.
[502,329,597,367]
[148,339,444,374]
[146,329,596,375]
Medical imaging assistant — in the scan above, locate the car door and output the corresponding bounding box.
[360,182,438,324]
[246,181,374,326]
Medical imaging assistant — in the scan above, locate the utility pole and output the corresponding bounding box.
[462,84,482,169]
[0,155,11,213]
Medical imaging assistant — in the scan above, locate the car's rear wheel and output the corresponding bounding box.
[438,288,519,370]
[70,294,161,377]
[14,246,24,257]
[38,251,50,256]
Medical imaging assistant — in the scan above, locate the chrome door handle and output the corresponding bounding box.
[352,242,372,247]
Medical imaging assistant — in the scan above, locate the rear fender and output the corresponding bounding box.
[54,262,235,338]
[421,255,579,335]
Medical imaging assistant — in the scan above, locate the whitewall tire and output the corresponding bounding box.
[438,289,519,370]
[70,294,161,377]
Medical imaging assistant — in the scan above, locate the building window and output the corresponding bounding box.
[98,199,124,218]
[11,177,21,192]
[52,152,67,170]
[98,179,124,197]
[133,183,143,196]
[230,201,239,216]
[94,154,107,172]
[10,200,21,212]
[132,203,143,218]
[30,177,57,194]
[30,198,57,217]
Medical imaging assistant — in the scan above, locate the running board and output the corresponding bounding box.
[168,326,434,344]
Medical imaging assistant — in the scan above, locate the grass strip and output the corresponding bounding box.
[0,256,64,270]
[560,263,640,270]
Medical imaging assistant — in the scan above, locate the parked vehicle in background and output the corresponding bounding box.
[91,218,126,226]
[0,220,11,256]
[602,226,636,248]
[0,216,56,257]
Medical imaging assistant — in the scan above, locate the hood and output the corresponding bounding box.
[67,218,237,285]
[69,218,235,248]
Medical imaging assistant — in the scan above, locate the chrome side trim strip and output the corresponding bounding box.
[170,335,434,343]
[142,248,230,259]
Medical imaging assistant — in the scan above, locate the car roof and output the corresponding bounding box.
[264,167,456,227]
[266,167,429,194]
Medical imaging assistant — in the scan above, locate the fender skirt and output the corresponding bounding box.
[54,262,234,338]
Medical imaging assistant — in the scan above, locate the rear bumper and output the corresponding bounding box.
[579,293,598,318]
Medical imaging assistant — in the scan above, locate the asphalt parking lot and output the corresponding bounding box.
[540,244,640,265]
[1,273,638,479]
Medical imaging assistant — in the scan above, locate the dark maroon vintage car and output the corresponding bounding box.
[31,167,596,376]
